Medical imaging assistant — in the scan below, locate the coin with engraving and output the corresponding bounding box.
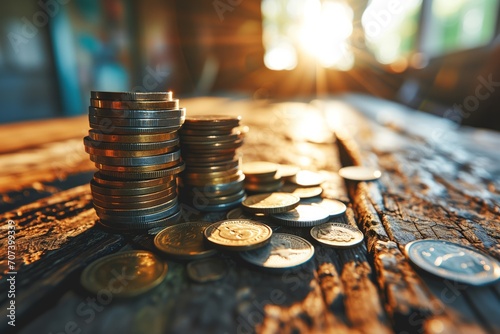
[90,91,173,101]
[338,166,381,182]
[310,222,364,248]
[187,258,228,283]
[81,250,167,297]
[271,204,330,227]
[290,170,325,187]
[405,239,500,286]
[310,199,347,217]
[204,219,272,251]
[154,222,217,260]
[242,193,299,214]
[240,233,314,269]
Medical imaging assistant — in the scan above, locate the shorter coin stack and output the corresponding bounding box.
[242,161,283,193]
[179,115,246,211]
[84,91,185,230]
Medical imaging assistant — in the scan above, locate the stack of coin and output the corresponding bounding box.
[241,161,283,193]
[84,91,186,230]
[179,115,246,211]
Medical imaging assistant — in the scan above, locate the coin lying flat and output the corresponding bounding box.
[271,204,330,227]
[277,164,300,179]
[187,258,228,283]
[241,161,278,177]
[291,186,323,199]
[81,251,167,297]
[310,199,347,217]
[154,222,217,260]
[290,170,325,187]
[242,193,300,214]
[405,239,500,286]
[310,222,364,248]
[204,219,272,251]
[338,166,381,182]
[240,233,314,269]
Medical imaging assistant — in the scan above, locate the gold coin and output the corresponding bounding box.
[242,192,300,214]
[95,160,180,172]
[154,222,217,260]
[90,99,179,110]
[80,251,167,297]
[88,130,177,143]
[204,219,272,251]
[85,145,177,157]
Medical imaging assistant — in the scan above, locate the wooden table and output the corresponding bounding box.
[1,95,499,334]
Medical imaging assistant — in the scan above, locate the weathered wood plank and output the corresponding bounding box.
[332,94,500,333]
[0,185,126,332]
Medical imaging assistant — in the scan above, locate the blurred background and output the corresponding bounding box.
[0,0,499,130]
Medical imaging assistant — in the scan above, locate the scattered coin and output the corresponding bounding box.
[405,239,500,286]
[154,222,217,260]
[240,233,314,269]
[242,193,300,214]
[338,166,381,182]
[204,219,272,251]
[187,258,228,283]
[310,199,347,217]
[271,204,330,227]
[81,251,167,297]
[290,170,325,187]
[277,164,300,179]
[291,186,323,199]
[310,222,364,248]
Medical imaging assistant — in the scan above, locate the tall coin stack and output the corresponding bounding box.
[84,91,186,230]
[179,115,246,211]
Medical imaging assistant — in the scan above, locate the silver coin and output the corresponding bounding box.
[271,204,330,227]
[89,107,185,119]
[240,233,314,269]
[405,239,500,286]
[89,150,181,166]
[310,199,347,217]
[88,115,185,127]
[310,222,364,248]
[338,166,381,181]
